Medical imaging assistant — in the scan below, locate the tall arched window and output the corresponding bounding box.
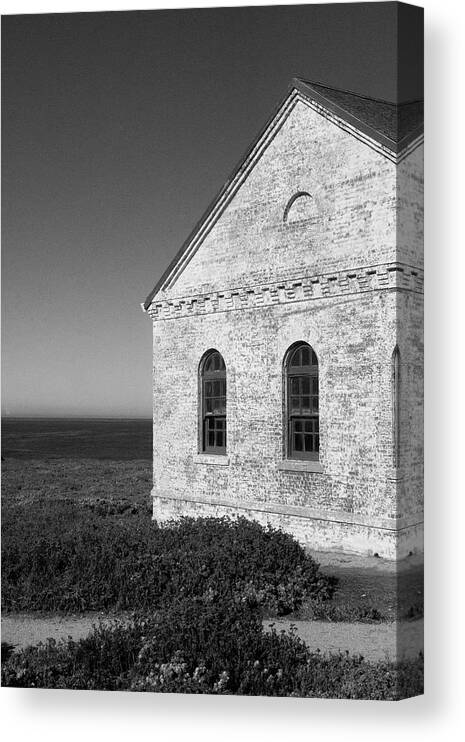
[285,342,319,460]
[392,346,400,468]
[200,350,226,454]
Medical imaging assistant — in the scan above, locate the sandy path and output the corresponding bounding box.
[267,619,423,663]
[1,613,123,649]
[2,613,423,663]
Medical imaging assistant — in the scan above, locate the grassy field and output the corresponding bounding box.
[1,456,152,520]
[1,417,152,460]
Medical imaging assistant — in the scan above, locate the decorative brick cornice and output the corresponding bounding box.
[148,262,423,321]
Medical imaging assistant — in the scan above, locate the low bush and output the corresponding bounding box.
[1,642,16,664]
[1,597,423,700]
[1,509,335,615]
[308,603,387,623]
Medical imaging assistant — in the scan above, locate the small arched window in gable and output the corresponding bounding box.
[200,350,226,454]
[285,342,319,460]
[283,191,314,223]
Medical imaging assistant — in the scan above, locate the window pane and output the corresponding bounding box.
[304,435,313,452]
[205,381,212,396]
[294,434,303,451]
[302,396,310,412]
[312,377,319,394]
[208,431,215,446]
[290,396,300,413]
[211,353,224,371]
[313,397,319,413]
[206,398,212,413]
[290,348,300,367]
[294,420,302,432]
[216,431,223,447]
[213,380,220,395]
[291,377,300,394]
[288,344,319,369]
[302,377,310,394]
[204,352,226,373]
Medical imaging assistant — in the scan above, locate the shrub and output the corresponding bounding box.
[1,642,15,664]
[1,512,335,615]
[308,603,387,623]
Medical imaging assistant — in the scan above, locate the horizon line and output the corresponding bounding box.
[1,415,152,420]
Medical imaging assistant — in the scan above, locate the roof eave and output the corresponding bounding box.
[143,84,295,310]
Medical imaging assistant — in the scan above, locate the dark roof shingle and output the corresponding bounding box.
[295,79,423,145]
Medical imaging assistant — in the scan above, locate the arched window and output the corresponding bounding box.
[200,350,226,454]
[285,343,319,460]
[392,346,400,468]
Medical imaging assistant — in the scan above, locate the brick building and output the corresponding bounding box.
[143,79,423,559]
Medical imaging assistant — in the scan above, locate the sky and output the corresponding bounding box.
[1,2,423,418]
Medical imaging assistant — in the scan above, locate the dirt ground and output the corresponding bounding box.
[2,612,423,664]
[296,549,424,622]
[2,613,107,649]
[306,548,423,573]
[267,618,423,662]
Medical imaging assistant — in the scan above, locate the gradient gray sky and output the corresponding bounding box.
[2,3,423,418]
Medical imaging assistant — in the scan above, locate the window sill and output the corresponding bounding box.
[277,460,323,473]
[194,453,230,466]
[386,469,405,482]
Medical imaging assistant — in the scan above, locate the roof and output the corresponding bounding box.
[143,78,423,310]
[294,79,423,146]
